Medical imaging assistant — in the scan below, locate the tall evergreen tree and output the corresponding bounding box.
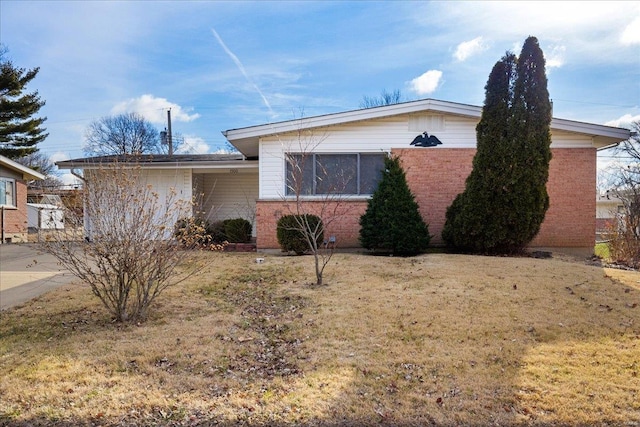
[359,155,430,256]
[0,48,47,159]
[510,36,553,245]
[442,36,552,254]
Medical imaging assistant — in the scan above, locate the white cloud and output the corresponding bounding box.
[621,15,640,45]
[50,152,70,164]
[111,94,200,125]
[605,113,640,129]
[59,173,82,187]
[454,37,487,61]
[410,70,443,95]
[546,45,566,68]
[427,1,640,66]
[48,152,82,187]
[175,135,210,154]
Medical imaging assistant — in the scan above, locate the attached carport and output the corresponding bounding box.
[56,154,259,237]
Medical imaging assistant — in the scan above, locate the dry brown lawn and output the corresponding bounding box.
[1,251,639,426]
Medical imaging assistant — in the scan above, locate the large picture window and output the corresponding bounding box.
[286,153,385,196]
[0,178,16,207]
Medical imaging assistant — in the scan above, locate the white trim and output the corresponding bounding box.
[58,159,258,171]
[0,155,45,180]
[0,177,17,208]
[224,98,631,157]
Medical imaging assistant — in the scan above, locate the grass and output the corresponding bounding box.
[1,251,639,426]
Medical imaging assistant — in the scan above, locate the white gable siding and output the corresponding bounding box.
[549,130,596,148]
[257,113,600,199]
[259,113,477,199]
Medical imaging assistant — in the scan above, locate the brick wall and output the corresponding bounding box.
[256,200,368,249]
[394,147,596,249]
[530,148,596,248]
[256,147,597,251]
[1,180,29,243]
[393,148,475,246]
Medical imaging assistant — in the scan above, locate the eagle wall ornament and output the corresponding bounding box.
[410,132,442,147]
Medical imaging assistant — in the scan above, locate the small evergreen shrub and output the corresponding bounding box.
[208,220,227,243]
[277,214,323,255]
[223,218,252,243]
[359,155,430,256]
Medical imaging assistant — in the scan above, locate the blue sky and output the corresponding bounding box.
[1,1,639,184]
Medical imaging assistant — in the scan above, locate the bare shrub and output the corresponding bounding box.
[280,129,350,286]
[43,162,205,322]
[603,214,640,268]
[600,121,640,268]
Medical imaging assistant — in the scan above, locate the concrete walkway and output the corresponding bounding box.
[0,243,78,310]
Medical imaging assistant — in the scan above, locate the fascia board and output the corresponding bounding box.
[223,99,483,157]
[0,154,46,180]
[56,160,258,170]
[223,99,482,142]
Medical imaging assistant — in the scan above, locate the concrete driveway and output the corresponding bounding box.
[0,243,78,310]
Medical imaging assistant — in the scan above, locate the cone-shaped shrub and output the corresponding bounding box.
[359,155,430,256]
[442,36,552,254]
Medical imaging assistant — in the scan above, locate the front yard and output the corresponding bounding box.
[1,251,639,426]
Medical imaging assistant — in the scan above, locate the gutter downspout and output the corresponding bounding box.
[70,169,84,181]
[1,205,4,244]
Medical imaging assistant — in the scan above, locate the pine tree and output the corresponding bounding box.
[359,155,430,256]
[510,36,553,245]
[0,50,47,159]
[442,36,552,254]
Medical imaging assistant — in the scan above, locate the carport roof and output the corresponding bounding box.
[56,153,256,170]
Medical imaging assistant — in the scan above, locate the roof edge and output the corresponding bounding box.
[0,154,46,180]
[55,153,256,170]
[223,98,481,141]
[223,98,632,156]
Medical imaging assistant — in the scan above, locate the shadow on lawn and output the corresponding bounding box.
[2,254,639,427]
[316,263,639,426]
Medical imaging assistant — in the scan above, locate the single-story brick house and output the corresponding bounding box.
[58,99,630,254]
[1,154,46,243]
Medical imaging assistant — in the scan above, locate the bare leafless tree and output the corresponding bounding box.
[360,89,404,109]
[84,113,159,156]
[42,162,204,322]
[600,120,640,265]
[16,151,63,190]
[279,127,353,286]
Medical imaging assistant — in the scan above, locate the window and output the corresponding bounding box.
[286,153,385,196]
[0,178,16,207]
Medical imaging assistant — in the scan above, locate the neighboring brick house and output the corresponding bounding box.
[58,99,631,255]
[0,155,45,243]
[224,99,630,255]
